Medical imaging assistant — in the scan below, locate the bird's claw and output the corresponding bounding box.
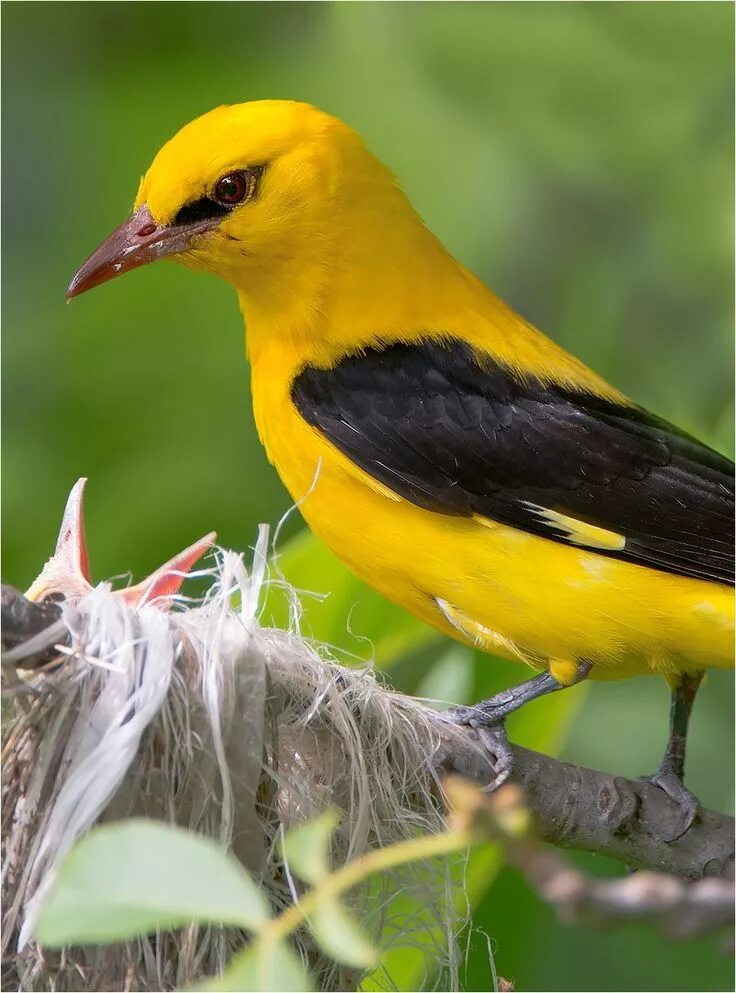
[475,724,514,791]
[639,766,700,842]
[448,695,512,727]
[447,705,514,791]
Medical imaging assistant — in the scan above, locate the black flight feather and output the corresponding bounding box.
[292,338,734,585]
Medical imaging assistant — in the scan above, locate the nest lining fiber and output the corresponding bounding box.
[2,529,472,992]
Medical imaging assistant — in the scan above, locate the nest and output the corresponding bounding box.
[2,532,471,992]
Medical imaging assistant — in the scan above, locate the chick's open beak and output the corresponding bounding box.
[67,204,215,300]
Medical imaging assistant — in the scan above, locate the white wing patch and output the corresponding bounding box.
[522,502,626,552]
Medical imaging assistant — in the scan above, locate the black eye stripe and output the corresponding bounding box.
[173,165,265,227]
[173,198,230,226]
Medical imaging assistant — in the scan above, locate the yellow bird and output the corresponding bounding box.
[68,101,734,835]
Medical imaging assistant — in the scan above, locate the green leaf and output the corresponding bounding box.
[195,940,313,993]
[265,530,438,669]
[308,897,378,969]
[280,808,341,885]
[36,819,271,947]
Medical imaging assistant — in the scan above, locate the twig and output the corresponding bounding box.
[1,585,65,670]
[446,779,734,942]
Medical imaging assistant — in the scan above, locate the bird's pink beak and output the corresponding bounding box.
[67,204,216,300]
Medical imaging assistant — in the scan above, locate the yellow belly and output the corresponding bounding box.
[251,360,734,682]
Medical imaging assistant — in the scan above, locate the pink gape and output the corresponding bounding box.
[25,478,216,608]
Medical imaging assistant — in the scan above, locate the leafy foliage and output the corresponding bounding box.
[36,808,475,991]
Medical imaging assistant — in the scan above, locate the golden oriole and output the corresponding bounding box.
[68,101,734,835]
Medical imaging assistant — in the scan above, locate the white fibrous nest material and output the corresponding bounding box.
[2,530,470,992]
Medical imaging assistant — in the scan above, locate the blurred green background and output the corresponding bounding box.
[3,3,733,991]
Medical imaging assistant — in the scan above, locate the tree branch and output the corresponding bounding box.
[434,723,734,880]
[2,582,733,884]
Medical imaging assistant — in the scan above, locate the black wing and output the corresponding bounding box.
[292,338,734,585]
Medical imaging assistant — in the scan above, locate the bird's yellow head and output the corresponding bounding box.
[68,100,397,302]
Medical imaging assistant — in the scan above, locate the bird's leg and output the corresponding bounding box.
[643,671,703,840]
[449,661,592,789]
[451,660,592,727]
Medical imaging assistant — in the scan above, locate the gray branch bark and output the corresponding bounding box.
[434,721,734,881]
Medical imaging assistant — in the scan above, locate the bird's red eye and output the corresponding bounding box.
[214,171,250,206]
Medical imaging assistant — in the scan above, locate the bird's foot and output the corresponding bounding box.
[640,764,700,842]
[475,724,514,791]
[448,703,514,791]
[450,686,523,728]
[447,673,568,791]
